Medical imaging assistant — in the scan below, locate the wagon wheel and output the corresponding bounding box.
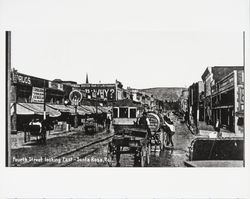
[146,143,151,165]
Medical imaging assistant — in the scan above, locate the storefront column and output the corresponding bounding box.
[234,71,238,134]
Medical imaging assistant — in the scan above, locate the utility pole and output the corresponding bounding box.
[74,100,78,128]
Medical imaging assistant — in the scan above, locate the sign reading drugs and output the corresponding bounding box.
[31,87,44,103]
[80,84,116,101]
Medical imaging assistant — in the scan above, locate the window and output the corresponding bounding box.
[119,107,128,118]
[130,108,136,118]
[113,108,118,118]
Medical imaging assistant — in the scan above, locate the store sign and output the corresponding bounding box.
[12,71,32,85]
[80,84,116,101]
[69,90,82,106]
[218,75,234,92]
[31,87,44,103]
[48,81,63,91]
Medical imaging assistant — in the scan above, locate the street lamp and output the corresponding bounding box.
[73,98,78,128]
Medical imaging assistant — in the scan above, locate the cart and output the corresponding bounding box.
[23,124,47,144]
[108,127,150,167]
[107,99,165,167]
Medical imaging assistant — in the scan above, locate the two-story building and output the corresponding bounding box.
[201,66,244,134]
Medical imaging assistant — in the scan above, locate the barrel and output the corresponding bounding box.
[147,112,164,132]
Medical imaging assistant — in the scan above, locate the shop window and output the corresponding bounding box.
[130,108,136,118]
[113,108,118,118]
[119,107,128,118]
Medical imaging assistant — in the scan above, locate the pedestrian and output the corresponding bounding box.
[106,116,111,130]
[66,116,71,132]
[139,112,150,130]
[214,118,222,138]
[184,111,189,123]
[165,118,175,147]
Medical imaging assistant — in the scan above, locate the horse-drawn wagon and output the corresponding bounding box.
[23,122,47,144]
[107,99,166,167]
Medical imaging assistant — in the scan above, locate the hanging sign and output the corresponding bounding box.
[31,87,44,103]
[69,90,83,106]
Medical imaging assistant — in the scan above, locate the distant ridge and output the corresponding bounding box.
[140,87,187,101]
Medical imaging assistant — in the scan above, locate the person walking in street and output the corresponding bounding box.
[139,112,150,130]
[66,116,71,132]
[165,117,175,147]
[106,116,111,130]
[214,118,222,138]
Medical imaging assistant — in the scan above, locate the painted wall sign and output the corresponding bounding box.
[12,70,31,85]
[80,84,116,101]
[218,75,234,92]
[12,70,48,88]
[31,87,44,103]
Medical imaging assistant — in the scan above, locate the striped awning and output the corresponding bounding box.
[47,104,90,115]
[46,104,72,113]
[80,105,102,114]
[98,106,112,113]
[15,103,61,117]
[68,105,90,115]
[11,103,35,115]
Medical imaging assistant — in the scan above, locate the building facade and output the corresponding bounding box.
[188,81,204,127]
[201,66,244,134]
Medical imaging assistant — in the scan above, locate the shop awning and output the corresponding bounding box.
[81,105,102,114]
[75,105,92,115]
[47,104,72,113]
[98,106,112,113]
[68,105,90,115]
[11,103,35,115]
[16,103,61,117]
[47,104,90,116]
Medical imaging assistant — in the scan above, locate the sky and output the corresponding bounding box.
[0,0,248,89]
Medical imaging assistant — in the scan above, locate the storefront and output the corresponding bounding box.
[211,70,244,134]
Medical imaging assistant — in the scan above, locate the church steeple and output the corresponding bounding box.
[85,73,89,84]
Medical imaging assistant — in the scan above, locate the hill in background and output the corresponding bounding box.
[141,87,187,101]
